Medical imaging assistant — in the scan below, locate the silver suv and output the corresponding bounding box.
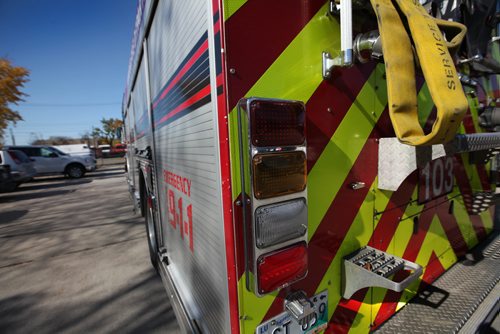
[0,149,36,186]
[6,145,96,179]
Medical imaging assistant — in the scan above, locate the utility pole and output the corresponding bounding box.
[9,128,16,145]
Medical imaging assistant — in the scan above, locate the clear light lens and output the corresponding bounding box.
[250,100,305,147]
[252,151,306,199]
[255,198,307,248]
[257,242,308,294]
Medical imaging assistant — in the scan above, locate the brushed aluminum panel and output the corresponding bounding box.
[132,61,151,151]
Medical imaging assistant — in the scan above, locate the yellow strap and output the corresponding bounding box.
[370,0,419,144]
[371,0,468,146]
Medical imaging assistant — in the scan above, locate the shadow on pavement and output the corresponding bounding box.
[0,210,28,225]
[88,171,125,179]
[18,179,92,192]
[0,189,77,202]
[0,270,177,334]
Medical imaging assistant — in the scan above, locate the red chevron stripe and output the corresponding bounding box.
[453,155,487,240]
[306,64,375,172]
[435,199,469,257]
[371,202,437,327]
[261,119,381,322]
[327,177,417,333]
[370,251,445,331]
[261,101,401,322]
[225,0,325,110]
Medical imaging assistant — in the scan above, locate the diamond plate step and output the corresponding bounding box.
[342,246,422,300]
[374,232,500,334]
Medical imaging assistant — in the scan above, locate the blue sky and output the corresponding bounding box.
[0,0,137,145]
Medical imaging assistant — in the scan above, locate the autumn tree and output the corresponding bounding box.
[100,117,123,146]
[0,58,29,142]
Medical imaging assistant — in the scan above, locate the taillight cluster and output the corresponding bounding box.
[237,98,308,296]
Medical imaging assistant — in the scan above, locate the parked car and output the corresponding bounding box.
[5,145,96,179]
[0,165,16,192]
[97,144,111,157]
[0,149,36,186]
[54,144,96,158]
[110,143,126,157]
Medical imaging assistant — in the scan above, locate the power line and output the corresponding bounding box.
[20,102,121,107]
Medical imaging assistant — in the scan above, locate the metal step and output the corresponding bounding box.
[374,232,500,334]
[342,246,423,299]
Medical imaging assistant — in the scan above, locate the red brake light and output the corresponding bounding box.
[250,100,305,147]
[257,242,308,294]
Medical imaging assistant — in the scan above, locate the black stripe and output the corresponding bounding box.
[155,94,212,130]
[152,31,208,105]
[214,32,222,75]
[153,51,211,122]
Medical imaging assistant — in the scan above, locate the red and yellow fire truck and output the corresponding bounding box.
[122,0,500,332]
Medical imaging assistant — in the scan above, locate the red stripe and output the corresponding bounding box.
[214,1,240,332]
[225,0,325,110]
[152,40,209,110]
[155,84,211,126]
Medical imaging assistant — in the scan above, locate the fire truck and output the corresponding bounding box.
[122,0,500,333]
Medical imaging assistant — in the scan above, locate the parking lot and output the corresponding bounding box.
[0,160,180,333]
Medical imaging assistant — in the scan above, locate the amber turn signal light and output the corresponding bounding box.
[252,151,306,199]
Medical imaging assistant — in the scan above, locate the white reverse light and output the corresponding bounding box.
[255,198,307,249]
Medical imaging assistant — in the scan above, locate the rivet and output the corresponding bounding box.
[327,107,332,113]
[229,68,236,74]
[235,200,242,206]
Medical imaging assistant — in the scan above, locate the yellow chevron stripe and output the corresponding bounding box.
[349,290,372,334]
[308,64,386,238]
[316,178,383,329]
[449,193,478,248]
[223,0,247,20]
[395,216,457,312]
[370,187,422,322]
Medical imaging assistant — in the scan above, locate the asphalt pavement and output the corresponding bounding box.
[0,161,181,333]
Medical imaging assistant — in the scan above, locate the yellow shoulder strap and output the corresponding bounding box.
[370,0,468,146]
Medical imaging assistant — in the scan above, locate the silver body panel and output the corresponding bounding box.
[124,1,231,333]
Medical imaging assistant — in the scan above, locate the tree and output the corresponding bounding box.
[100,118,123,146]
[31,136,78,145]
[0,58,29,141]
